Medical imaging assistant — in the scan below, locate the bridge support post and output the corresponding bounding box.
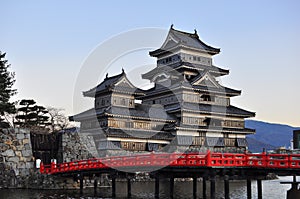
[170,177,174,199]
[224,175,230,199]
[112,176,116,198]
[127,178,132,198]
[79,175,84,195]
[210,176,216,199]
[94,178,98,196]
[247,179,251,199]
[203,177,207,199]
[155,176,159,199]
[193,177,197,199]
[280,175,300,199]
[257,179,262,199]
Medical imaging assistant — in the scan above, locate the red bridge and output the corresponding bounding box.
[40,151,300,174]
[39,151,300,199]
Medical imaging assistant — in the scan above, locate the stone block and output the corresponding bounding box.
[18,162,26,168]
[7,157,19,163]
[25,162,34,169]
[21,150,32,157]
[19,157,25,162]
[15,151,22,157]
[16,146,24,151]
[11,146,16,151]
[0,143,9,152]
[24,144,31,150]
[18,128,30,134]
[16,134,25,140]
[2,149,15,157]
[4,140,12,145]
[13,140,21,146]
[19,168,29,176]
[24,157,33,162]
[22,139,30,145]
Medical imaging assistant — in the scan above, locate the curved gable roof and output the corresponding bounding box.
[150,26,220,57]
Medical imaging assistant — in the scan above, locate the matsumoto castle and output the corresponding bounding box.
[70,26,255,156]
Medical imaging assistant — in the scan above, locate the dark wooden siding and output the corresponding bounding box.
[30,132,63,164]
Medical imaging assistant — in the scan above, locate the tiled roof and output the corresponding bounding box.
[138,80,240,99]
[70,103,177,122]
[149,27,220,56]
[142,61,229,80]
[105,128,175,140]
[192,85,241,96]
[69,108,97,121]
[176,124,255,134]
[107,104,177,121]
[165,102,255,118]
[83,71,144,97]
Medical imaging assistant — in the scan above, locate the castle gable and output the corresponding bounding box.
[191,71,220,88]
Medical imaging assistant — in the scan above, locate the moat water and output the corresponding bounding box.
[0,176,293,199]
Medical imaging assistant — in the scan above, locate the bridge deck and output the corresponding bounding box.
[40,151,300,175]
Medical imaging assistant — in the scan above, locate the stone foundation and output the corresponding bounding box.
[0,128,35,188]
[0,128,98,189]
[62,130,98,162]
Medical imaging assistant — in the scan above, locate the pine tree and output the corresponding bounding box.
[15,99,51,129]
[0,52,17,127]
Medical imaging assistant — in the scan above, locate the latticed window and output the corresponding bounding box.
[224,138,236,147]
[192,136,205,146]
[121,142,146,151]
[224,120,244,128]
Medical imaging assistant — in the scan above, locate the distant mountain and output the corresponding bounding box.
[245,120,299,152]
[246,137,276,153]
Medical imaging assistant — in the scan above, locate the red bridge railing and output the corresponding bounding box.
[40,151,300,174]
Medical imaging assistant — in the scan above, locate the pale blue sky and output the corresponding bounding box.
[1,1,300,126]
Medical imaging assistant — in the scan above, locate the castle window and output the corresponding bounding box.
[193,56,196,61]
[197,57,201,61]
[121,99,125,105]
[125,122,132,128]
[201,94,215,102]
[129,100,133,106]
[205,118,222,127]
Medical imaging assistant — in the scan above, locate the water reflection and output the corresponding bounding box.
[0,176,292,199]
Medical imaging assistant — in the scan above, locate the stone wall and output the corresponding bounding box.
[62,131,98,162]
[0,128,35,188]
[0,128,100,189]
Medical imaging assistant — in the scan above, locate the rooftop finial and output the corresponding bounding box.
[170,24,174,29]
[105,73,108,79]
[122,68,125,74]
[194,29,197,35]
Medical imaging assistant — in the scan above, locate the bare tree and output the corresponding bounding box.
[47,107,72,132]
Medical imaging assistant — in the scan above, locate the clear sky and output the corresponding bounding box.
[1,0,300,127]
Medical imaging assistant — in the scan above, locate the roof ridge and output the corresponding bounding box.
[104,71,124,81]
[170,27,197,38]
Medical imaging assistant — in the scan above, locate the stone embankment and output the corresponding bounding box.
[0,128,35,188]
[0,128,99,189]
